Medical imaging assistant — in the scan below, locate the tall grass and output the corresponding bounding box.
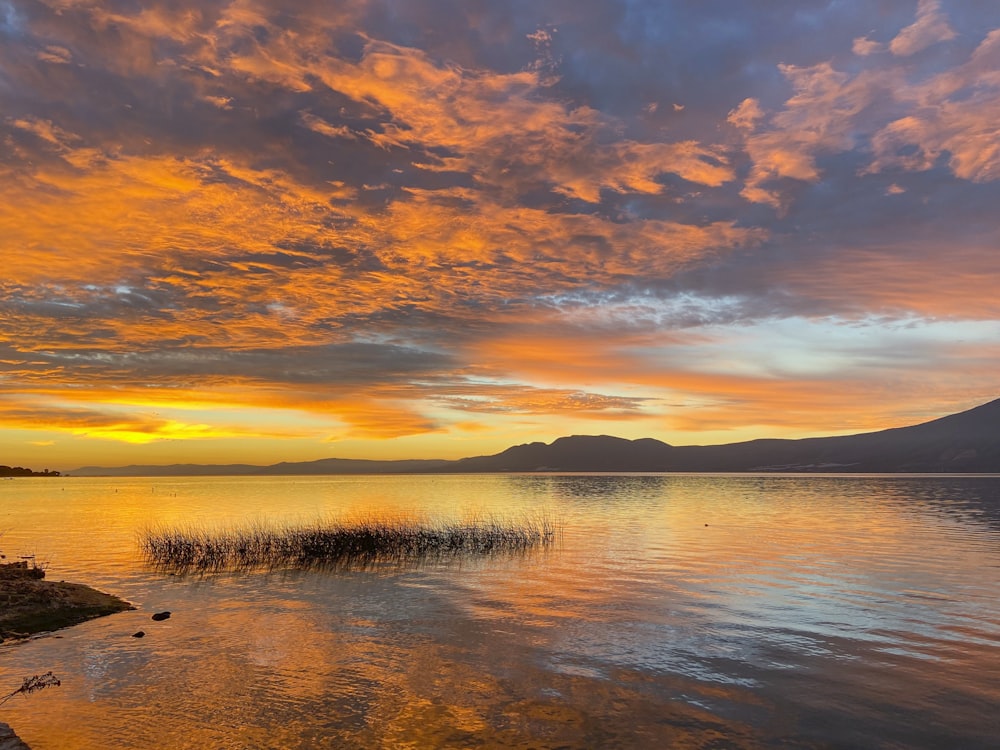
[139,514,557,573]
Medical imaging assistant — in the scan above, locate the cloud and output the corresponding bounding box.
[204,94,233,109]
[772,244,1000,322]
[36,45,72,64]
[1,0,999,458]
[8,116,80,148]
[735,61,890,209]
[0,398,274,445]
[734,8,1000,210]
[889,0,956,57]
[430,384,649,419]
[852,36,884,56]
[293,38,735,203]
[299,111,358,140]
[0,0,21,36]
[726,98,764,130]
[868,30,1000,182]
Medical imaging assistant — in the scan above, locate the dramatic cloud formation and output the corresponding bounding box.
[1,0,998,467]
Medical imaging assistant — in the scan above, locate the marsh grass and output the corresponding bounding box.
[139,514,557,573]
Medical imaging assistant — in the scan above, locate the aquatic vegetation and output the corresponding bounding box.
[0,672,61,707]
[139,515,557,573]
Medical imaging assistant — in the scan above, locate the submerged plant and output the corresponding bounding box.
[140,515,558,573]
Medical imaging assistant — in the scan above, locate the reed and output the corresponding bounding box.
[139,514,557,573]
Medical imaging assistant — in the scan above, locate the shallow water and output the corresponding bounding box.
[1,474,999,748]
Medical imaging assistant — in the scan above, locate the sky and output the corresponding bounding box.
[2,0,999,470]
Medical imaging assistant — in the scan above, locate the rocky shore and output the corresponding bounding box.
[0,562,134,642]
[0,722,29,750]
[1,562,134,749]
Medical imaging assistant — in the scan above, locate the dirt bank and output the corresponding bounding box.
[0,562,133,641]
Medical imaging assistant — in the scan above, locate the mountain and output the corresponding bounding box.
[450,398,1000,473]
[67,398,1000,476]
[449,436,675,472]
[69,458,451,477]
[0,465,61,477]
[256,458,452,475]
[67,463,263,477]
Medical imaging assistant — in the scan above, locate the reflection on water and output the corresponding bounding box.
[1,474,999,748]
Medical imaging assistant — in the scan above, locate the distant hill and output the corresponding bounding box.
[450,398,1000,473]
[69,458,452,477]
[448,436,675,473]
[68,463,263,477]
[0,465,61,477]
[68,397,1000,476]
[256,458,452,475]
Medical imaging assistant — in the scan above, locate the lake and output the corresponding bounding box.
[1,474,999,748]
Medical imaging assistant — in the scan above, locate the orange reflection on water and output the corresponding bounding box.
[1,475,999,748]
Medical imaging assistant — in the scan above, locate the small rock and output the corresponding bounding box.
[131,631,145,638]
[0,720,32,750]
[151,611,171,621]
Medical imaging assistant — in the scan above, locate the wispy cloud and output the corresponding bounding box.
[889,0,956,57]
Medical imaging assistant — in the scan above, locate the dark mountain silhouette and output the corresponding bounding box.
[0,465,61,477]
[65,463,263,477]
[448,436,675,473]
[68,397,1000,476]
[453,398,1000,473]
[256,458,452,475]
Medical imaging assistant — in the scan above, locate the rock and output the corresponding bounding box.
[151,611,171,621]
[0,721,31,750]
[0,579,134,637]
[0,562,44,581]
[131,631,145,638]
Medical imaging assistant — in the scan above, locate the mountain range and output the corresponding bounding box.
[68,397,1000,476]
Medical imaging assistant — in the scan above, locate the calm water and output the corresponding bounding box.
[1,474,999,748]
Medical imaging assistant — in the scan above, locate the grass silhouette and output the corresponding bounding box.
[140,514,556,573]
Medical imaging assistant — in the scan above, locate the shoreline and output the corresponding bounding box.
[0,573,134,643]
[1,565,133,750]
[0,722,29,750]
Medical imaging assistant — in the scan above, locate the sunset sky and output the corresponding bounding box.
[2,0,999,470]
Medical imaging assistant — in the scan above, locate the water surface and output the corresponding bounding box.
[1,474,999,748]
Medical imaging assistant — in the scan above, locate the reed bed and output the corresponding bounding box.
[139,515,557,573]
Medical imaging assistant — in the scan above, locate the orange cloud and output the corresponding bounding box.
[869,30,1000,182]
[0,399,236,444]
[889,0,956,57]
[775,245,1000,321]
[219,33,735,202]
[1,0,997,465]
[735,5,1000,208]
[735,63,887,208]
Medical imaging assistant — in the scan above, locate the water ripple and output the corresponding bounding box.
[2,474,999,748]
